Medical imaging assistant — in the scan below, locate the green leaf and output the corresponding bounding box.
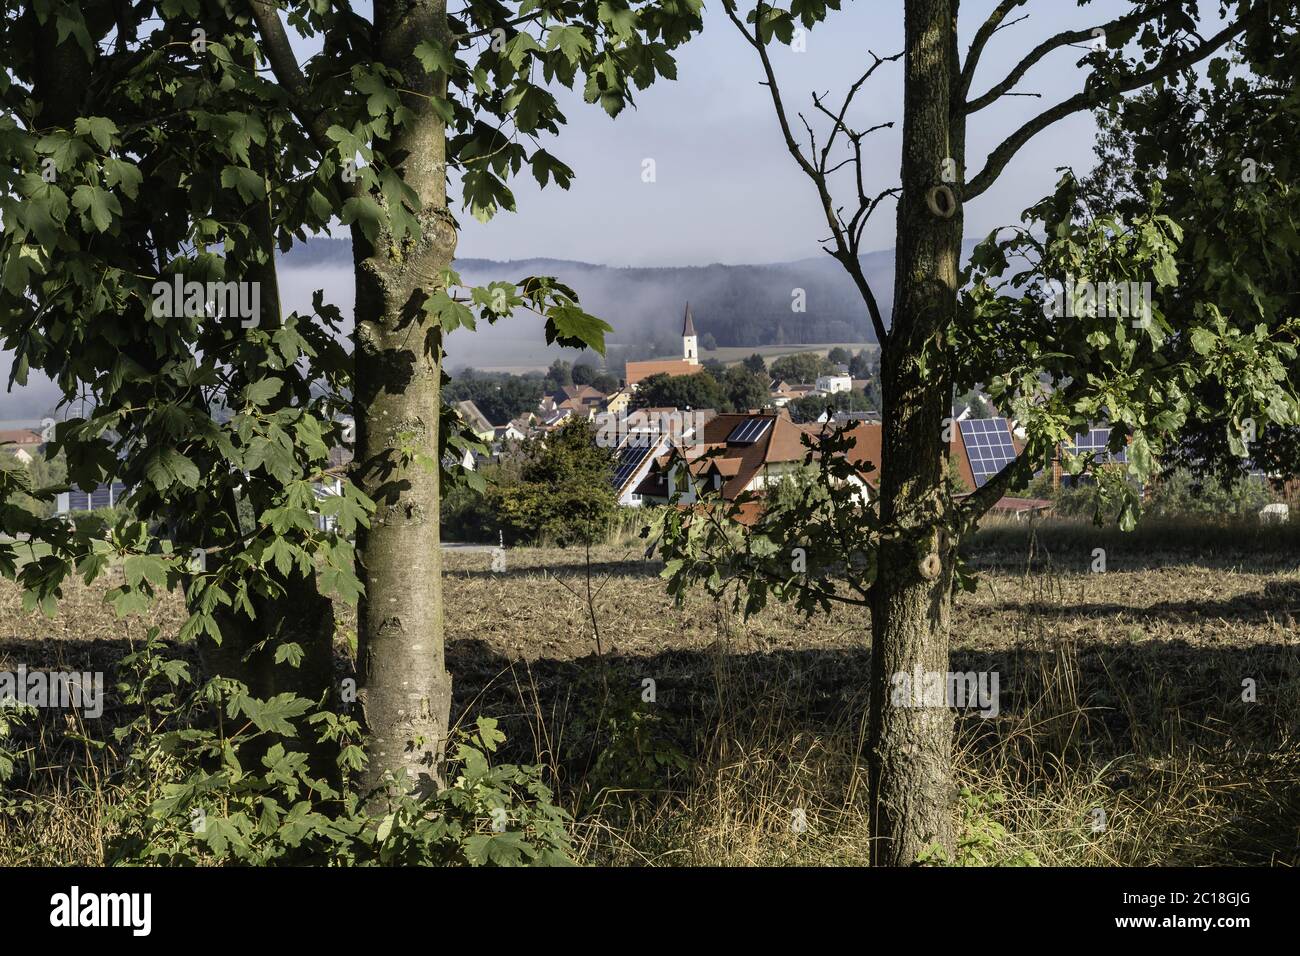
[414,40,456,75]
[341,195,385,242]
[220,165,266,203]
[104,157,143,199]
[71,184,121,233]
[242,377,283,407]
[236,692,312,736]
[546,26,592,65]
[123,554,168,589]
[74,116,118,152]
[274,642,304,668]
[145,447,202,491]
[545,305,613,355]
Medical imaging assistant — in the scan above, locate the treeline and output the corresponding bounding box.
[285,239,891,349]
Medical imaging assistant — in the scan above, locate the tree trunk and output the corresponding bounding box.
[353,0,456,801]
[868,0,964,866]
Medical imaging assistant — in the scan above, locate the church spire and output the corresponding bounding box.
[681,303,699,364]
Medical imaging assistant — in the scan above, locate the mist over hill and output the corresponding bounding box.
[1,238,974,417]
[283,238,902,370]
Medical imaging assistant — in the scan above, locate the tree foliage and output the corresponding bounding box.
[768,352,833,383]
[0,0,701,650]
[1086,63,1300,480]
[493,419,618,543]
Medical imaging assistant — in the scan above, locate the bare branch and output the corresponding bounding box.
[966,0,1181,114]
[966,16,1249,200]
[816,50,903,170]
[722,0,895,348]
[960,0,1030,101]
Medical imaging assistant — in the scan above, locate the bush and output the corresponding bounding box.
[1052,465,1277,524]
[1143,466,1276,519]
[493,421,619,545]
[104,634,574,866]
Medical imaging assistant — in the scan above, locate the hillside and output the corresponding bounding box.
[283,238,898,350]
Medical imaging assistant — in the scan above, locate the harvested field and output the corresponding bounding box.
[3,521,1300,866]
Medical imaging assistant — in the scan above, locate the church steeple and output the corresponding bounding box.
[682,303,698,364]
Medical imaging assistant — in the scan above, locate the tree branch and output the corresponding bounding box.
[247,0,355,184]
[960,0,1030,102]
[958,373,1094,524]
[723,0,895,349]
[965,16,1249,200]
[966,0,1181,114]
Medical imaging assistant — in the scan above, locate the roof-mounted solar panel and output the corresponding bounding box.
[727,419,772,444]
[1066,427,1127,463]
[959,418,1017,488]
[611,440,655,490]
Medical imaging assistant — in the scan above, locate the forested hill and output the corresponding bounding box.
[282,238,908,348]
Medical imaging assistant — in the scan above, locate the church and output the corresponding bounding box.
[624,304,707,389]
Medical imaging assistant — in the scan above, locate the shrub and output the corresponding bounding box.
[104,634,574,866]
[1143,466,1276,519]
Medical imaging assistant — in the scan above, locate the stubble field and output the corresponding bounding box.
[2,520,1299,866]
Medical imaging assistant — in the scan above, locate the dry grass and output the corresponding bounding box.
[3,519,1300,865]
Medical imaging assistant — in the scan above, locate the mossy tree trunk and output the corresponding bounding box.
[352,0,456,799]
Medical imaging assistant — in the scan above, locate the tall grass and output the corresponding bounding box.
[968,513,1300,569]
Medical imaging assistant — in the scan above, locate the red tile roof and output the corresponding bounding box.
[625,359,703,387]
[0,429,42,446]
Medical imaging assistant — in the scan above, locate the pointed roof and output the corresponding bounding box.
[682,303,696,337]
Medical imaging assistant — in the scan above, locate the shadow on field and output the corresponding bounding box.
[447,559,665,582]
[993,578,1300,623]
[446,632,1300,865]
[963,519,1300,575]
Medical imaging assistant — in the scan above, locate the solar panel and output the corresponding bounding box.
[959,418,1017,488]
[612,440,655,490]
[1065,427,1127,464]
[727,419,772,444]
[62,481,130,512]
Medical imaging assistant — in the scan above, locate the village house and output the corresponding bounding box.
[768,380,819,407]
[814,368,853,394]
[603,387,632,416]
[455,400,496,442]
[542,383,608,416]
[630,411,1052,523]
[0,428,45,464]
[633,411,882,520]
[494,419,529,443]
